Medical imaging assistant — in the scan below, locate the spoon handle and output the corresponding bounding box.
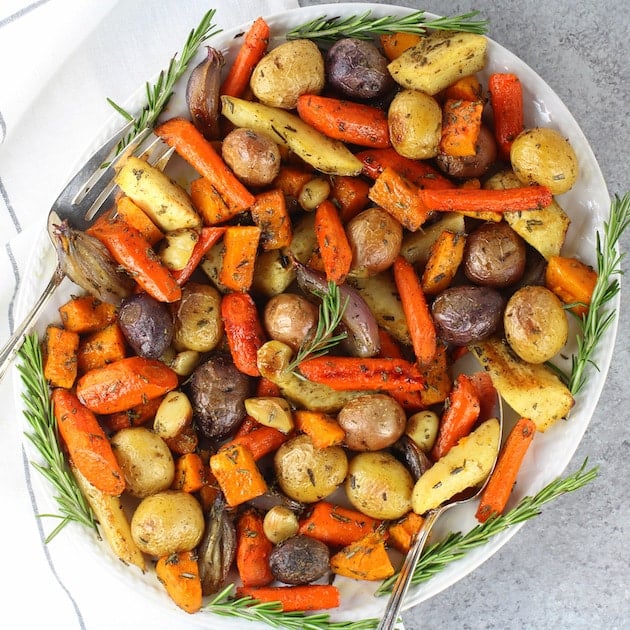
[377,508,443,630]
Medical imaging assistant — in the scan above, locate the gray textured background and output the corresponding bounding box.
[297,1,629,628]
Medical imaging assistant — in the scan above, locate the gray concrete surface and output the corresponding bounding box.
[296,1,630,628]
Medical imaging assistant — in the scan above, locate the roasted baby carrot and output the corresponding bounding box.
[221,422,288,461]
[431,373,481,461]
[419,344,452,407]
[297,356,425,392]
[330,531,394,581]
[293,410,345,448]
[235,584,340,612]
[488,72,524,161]
[171,226,225,285]
[468,370,499,422]
[88,214,181,303]
[545,254,598,316]
[421,230,466,295]
[418,185,553,214]
[330,175,371,221]
[51,388,125,496]
[368,167,432,232]
[235,508,274,587]
[356,147,454,190]
[439,98,483,157]
[156,551,202,614]
[475,417,536,523]
[155,117,255,213]
[314,199,353,284]
[42,325,79,389]
[298,501,381,547]
[297,94,391,149]
[113,196,163,246]
[250,189,293,251]
[218,225,261,292]
[76,356,179,415]
[221,291,266,377]
[393,255,437,365]
[101,395,164,433]
[220,16,270,98]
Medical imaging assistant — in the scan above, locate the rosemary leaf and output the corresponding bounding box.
[108,8,222,152]
[286,281,348,374]
[569,192,630,394]
[17,334,98,542]
[375,459,598,595]
[286,10,488,43]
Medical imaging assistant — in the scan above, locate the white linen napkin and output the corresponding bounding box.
[0,2,325,629]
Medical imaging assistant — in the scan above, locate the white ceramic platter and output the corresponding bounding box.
[14,3,615,628]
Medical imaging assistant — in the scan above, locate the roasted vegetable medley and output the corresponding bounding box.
[40,10,600,618]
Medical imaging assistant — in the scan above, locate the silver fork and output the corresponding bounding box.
[0,121,173,382]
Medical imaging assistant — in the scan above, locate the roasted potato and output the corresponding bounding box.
[244,396,294,434]
[114,156,201,231]
[173,282,223,352]
[250,39,325,109]
[251,249,296,297]
[504,285,568,363]
[405,410,440,453]
[153,390,193,440]
[411,417,501,515]
[221,128,281,187]
[131,490,204,557]
[388,31,487,95]
[346,451,413,520]
[274,434,348,503]
[337,394,406,451]
[346,207,403,277]
[269,534,330,584]
[111,427,175,498]
[469,337,574,431]
[388,89,442,159]
[263,292,319,351]
[263,505,299,544]
[510,127,579,194]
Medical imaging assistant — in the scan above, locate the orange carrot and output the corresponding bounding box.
[419,344,452,407]
[114,196,164,245]
[298,501,381,547]
[431,374,481,461]
[58,295,117,334]
[101,395,164,433]
[216,226,260,292]
[250,189,292,251]
[209,443,268,507]
[439,98,483,157]
[42,325,79,388]
[380,32,422,61]
[88,214,181,303]
[235,585,340,612]
[77,322,127,374]
[357,148,454,190]
[330,175,371,221]
[235,508,274,587]
[156,551,202,614]
[388,511,425,553]
[488,73,524,161]
[76,356,178,415]
[393,255,437,365]
[222,423,288,461]
[330,531,394,581]
[377,328,425,412]
[297,95,391,149]
[171,453,207,493]
[421,230,466,295]
[314,199,353,284]
[475,417,536,523]
[51,388,125,496]
[256,377,281,398]
[297,356,425,392]
[468,371,499,422]
[444,75,483,102]
[189,177,239,225]
[293,410,345,449]
[155,117,255,212]
[272,166,314,199]
[545,254,598,316]
[368,167,431,232]
[221,291,266,377]
[220,17,270,98]
[171,226,225,285]
[418,185,553,214]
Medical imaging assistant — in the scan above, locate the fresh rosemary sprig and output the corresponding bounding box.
[286,10,488,43]
[17,333,98,542]
[286,281,348,374]
[205,584,379,630]
[108,8,222,152]
[375,459,598,595]
[569,192,630,394]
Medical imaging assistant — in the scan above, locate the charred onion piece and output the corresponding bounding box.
[197,496,236,596]
[52,219,134,304]
[391,435,433,481]
[186,46,225,140]
[294,260,381,358]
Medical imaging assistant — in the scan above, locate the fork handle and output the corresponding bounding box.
[0,266,64,383]
[377,508,443,630]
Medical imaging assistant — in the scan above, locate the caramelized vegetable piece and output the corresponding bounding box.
[156,551,203,613]
[186,46,224,140]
